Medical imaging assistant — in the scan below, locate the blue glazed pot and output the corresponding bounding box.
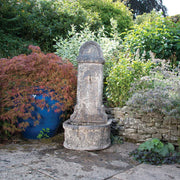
[21,92,63,139]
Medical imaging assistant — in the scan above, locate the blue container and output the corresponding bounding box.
[21,92,63,139]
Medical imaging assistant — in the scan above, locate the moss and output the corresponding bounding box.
[0,145,18,151]
[0,133,64,152]
[39,133,64,144]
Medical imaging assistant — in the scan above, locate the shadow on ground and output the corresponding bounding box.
[0,133,179,180]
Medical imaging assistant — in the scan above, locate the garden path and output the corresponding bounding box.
[0,135,179,180]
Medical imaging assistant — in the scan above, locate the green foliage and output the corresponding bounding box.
[127,60,180,120]
[19,0,99,52]
[165,18,180,66]
[0,0,22,36]
[123,13,180,66]
[0,45,77,141]
[0,0,100,54]
[111,134,124,144]
[54,21,121,74]
[135,10,162,25]
[0,0,132,55]
[138,138,174,157]
[0,0,133,56]
[54,25,97,67]
[106,56,152,107]
[130,149,180,165]
[37,128,50,139]
[0,30,36,58]
[130,139,179,165]
[0,0,36,58]
[77,0,133,35]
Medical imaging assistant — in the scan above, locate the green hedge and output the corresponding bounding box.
[0,0,133,57]
[78,0,133,35]
[123,13,180,66]
[0,30,35,58]
[0,0,100,55]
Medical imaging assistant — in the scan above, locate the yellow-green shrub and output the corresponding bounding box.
[106,57,152,107]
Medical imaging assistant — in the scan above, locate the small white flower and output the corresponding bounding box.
[32,94,36,98]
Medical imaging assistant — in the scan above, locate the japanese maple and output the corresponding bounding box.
[0,45,77,140]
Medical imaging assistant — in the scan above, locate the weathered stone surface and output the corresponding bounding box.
[171,130,179,136]
[113,164,180,180]
[114,107,123,119]
[63,41,111,150]
[155,122,161,127]
[70,63,107,124]
[159,129,169,134]
[70,41,107,124]
[63,119,111,150]
[77,41,105,64]
[170,125,179,131]
[137,123,146,131]
[137,130,146,135]
[152,133,162,139]
[169,136,178,141]
[145,127,157,134]
[163,118,171,125]
[123,133,140,141]
[124,129,137,134]
[106,107,180,144]
[171,119,178,125]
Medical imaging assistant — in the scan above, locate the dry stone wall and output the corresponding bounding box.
[106,106,180,145]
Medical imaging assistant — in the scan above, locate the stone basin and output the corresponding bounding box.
[63,119,112,151]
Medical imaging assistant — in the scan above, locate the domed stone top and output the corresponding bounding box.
[77,41,105,64]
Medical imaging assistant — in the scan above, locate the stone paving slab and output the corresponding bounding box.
[0,140,179,180]
[111,164,180,180]
[0,141,136,180]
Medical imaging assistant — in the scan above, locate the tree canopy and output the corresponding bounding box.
[120,0,167,18]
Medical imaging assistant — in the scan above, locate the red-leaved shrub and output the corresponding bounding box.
[0,45,77,140]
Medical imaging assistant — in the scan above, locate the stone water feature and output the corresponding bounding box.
[63,41,112,150]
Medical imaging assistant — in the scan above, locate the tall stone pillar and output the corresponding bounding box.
[63,41,111,150]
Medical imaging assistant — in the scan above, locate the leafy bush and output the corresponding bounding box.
[130,138,180,165]
[126,60,180,120]
[138,138,175,157]
[135,10,162,25]
[123,13,180,66]
[0,0,132,57]
[0,0,22,36]
[21,0,100,52]
[0,45,77,141]
[0,30,36,58]
[54,20,121,76]
[77,0,133,35]
[0,0,100,54]
[106,56,152,107]
[165,17,180,66]
[0,0,37,58]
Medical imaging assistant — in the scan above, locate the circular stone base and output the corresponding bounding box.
[63,120,112,150]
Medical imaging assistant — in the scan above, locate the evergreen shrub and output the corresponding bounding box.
[0,30,35,58]
[0,0,100,54]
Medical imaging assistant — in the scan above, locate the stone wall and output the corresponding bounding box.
[106,107,180,145]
